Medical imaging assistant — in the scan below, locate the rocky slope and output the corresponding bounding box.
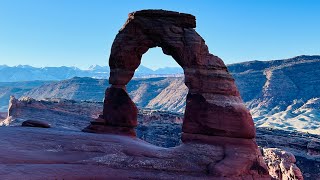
[2,97,318,179]
[229,55,320,135]
[22,77,188,113]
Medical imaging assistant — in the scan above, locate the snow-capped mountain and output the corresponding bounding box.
[0,64,182,82]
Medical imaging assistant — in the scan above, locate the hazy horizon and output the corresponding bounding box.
[1,54,319,70]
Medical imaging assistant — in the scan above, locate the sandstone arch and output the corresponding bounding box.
[82,10,270,178]
[86,10,255,140]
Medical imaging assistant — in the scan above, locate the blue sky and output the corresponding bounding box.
[0,0,319,70]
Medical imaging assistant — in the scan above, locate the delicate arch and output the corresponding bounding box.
[86,10,255,140]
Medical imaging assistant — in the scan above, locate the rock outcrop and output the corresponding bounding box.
[83,9,268,178]
[257,128,320,179]
[1,96,102,130]
[263,148,303,180]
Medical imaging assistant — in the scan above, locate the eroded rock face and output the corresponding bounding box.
[102,87,138,128]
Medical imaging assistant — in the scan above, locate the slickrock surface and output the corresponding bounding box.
[2,97,318,179]
[0,127,222,180]
[0,126,271,179]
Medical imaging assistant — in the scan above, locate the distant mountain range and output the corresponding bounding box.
[0,64,183,82]
[0,55,319,134]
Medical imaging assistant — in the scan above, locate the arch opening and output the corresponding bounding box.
[138,47,182,72]
[129,46,185,147]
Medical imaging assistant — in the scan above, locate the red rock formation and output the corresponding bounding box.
[102,87,138,127]
[84,9,268,178]
[87,9,255,139]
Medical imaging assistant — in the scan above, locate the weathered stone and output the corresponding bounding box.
[182,133,269,177]
[102,87,138,127]
[182,93,255,138]
[85,87,138,134]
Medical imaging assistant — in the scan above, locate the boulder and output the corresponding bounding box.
[22,120,50,128]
